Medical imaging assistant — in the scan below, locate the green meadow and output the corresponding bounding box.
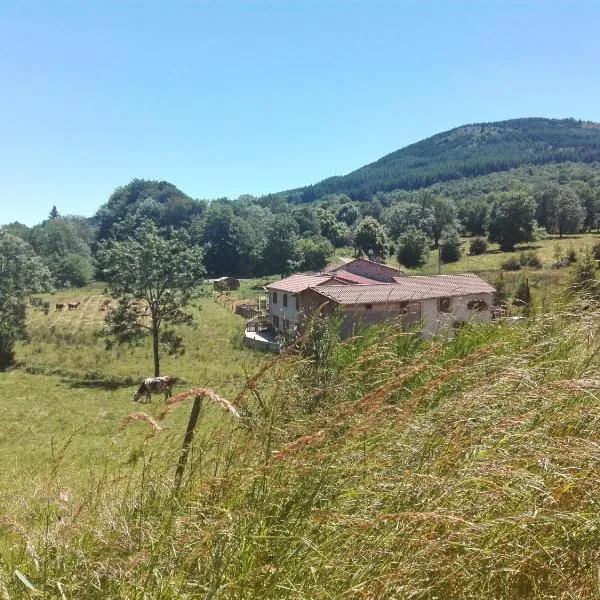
[1,286,267,522]
[2,249,600,598]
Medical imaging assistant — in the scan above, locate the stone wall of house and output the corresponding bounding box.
[421,292,494,338]
[339,301,421,338]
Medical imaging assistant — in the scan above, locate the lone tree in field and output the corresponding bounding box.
[98,221,205,376]
[0,230,52,369]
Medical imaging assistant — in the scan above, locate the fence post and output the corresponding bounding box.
[174,395,203,491]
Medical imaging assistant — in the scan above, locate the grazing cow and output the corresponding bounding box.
[133,376,177,403]
[68,301,81,310]
[55,303,65,311]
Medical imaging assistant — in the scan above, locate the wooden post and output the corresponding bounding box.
[174,395,203,490]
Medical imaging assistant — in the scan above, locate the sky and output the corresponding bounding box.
[1,0,600,226]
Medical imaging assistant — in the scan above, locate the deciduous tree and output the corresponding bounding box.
[396,227,430,269]
[0,230,52,369]
[486,191,536,252]
[98,221,205,376]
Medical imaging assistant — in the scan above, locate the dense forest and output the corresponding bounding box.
[3,118,600,282]
[285,118,600,202]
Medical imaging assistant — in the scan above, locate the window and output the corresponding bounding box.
[365,303,373,310]
[398,301,409,315]
[283,294,288,307]
[272,292,277,304]
[273,315,280,329]
[295,295,299,310]
[438,297,451,313]
[467,299,489,312]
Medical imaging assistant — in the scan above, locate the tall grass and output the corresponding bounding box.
[4,295,600,597]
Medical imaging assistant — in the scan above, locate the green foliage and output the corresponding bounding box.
[457,197,489,236]
[353,216,388,259]
[336,203,361,226]
[439,227,462,263]
[288,118,600,201]
[384,199,434,240]
[514,277,532,314]
[0,230,52,368]
[261,215,300,276]
[486,190,537,251]
[501,258,522,271]
[396,226,430,268]
[98,221,205,376]
[29,217,95,287]
[569,248,600,298]
[556,188,585,237]
[519,250,542,269]
[469,237,488,255]
[430,194,457,247]
[296,236,333,272]
[191,201,258,277]
[95,178,205,240]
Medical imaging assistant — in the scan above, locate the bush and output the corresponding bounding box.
[501,258,522,271]
[519,250,542,269]
[565,244,577,264]
[469,237,488,255]
[569,249,600,298]
[592,240,600,261]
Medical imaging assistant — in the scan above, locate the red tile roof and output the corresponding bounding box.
[326,269,379,284]
[265,274,334,293]
[310,274,495,305]
[331,258,404,282]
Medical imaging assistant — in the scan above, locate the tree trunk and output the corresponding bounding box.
[152,323,160,377]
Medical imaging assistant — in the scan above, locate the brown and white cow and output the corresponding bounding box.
[133,376,177,403]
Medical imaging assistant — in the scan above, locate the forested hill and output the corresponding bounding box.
[286,118,600,202]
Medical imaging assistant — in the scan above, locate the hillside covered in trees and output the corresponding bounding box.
[286,118,600,202]
[4,118,600,286]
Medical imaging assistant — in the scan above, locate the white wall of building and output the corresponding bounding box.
[269,291,300,332]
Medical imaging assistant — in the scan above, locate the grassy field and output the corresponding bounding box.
[3,293,600,597]
[0,285,268,527]
[1,251,599,597]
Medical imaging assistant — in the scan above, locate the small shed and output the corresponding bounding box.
[213,276,240,292]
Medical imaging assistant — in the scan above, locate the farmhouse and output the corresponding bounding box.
[302,274,496,338]
[264,258,406,332]
[264,259,495,339]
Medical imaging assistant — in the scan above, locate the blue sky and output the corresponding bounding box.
[1,0,600,226]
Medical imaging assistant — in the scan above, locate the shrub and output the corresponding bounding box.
[501,258,521,271]
[569,249,600,298]
[592,240,600,261]
[514,277,532,315]
[469,237,488,255]
[519,250,542,269]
